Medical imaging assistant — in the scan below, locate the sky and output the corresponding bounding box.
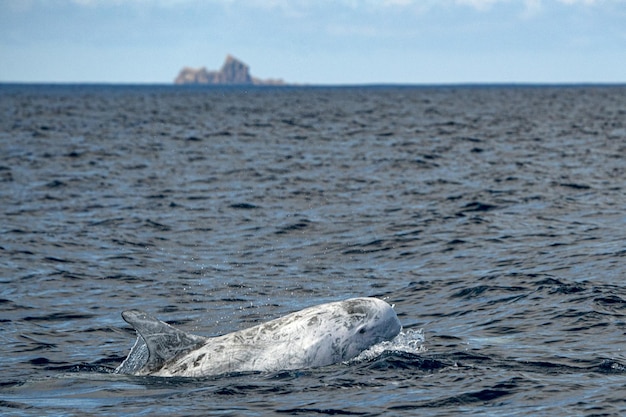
[1,0,625,84]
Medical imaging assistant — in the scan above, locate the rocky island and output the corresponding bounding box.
[174,55,286,86]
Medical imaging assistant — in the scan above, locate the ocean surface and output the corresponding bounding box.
[1,84,625,416]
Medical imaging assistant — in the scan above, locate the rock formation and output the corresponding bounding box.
[174,55,285,86]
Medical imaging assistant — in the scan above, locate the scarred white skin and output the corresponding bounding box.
[117,297,401,377]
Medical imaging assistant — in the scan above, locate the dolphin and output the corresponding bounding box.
[116,297,401,377]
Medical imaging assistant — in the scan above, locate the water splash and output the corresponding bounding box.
[348,328,426,364]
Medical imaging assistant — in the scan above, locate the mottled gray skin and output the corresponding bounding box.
[117,297,401,377]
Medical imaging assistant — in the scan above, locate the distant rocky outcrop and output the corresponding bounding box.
[174,55,286,86]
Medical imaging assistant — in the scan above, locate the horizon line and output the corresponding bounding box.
[2,81,625,88]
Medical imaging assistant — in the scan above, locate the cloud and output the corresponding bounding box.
[70,0,205,6]
[25,0,614,14]
[521,0,543,17]
[381,0,414,5]
[557,0,598,4]
[455,0,506,10]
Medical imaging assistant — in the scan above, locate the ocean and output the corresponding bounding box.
[1,84,625,416]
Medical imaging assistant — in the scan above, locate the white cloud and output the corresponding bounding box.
[557,0,599,4]
[380,0,416,6]
[521,0,543,17]
[455,0,507,10]
[40,0,617,13]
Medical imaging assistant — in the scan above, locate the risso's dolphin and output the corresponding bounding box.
[116,297,401,377]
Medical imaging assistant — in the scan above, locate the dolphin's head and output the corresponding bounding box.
[338,297,402,359]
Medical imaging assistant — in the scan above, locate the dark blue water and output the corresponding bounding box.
[1,84,625,416]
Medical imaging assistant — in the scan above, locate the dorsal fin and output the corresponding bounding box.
[121,310,207,374]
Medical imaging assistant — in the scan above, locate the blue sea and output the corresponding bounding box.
[1,84,625,416]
